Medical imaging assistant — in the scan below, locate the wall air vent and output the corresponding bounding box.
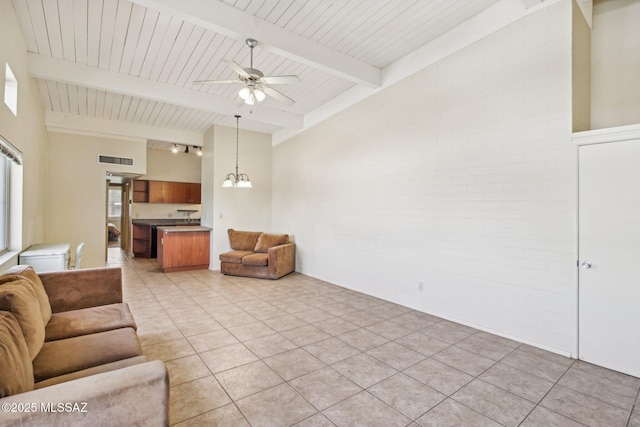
[98,155,133,166]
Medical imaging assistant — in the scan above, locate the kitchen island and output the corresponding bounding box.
[156,226,211,273]
[132,219,201,258]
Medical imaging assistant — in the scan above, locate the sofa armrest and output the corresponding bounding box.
[0,360,169,427]
[268,243,296,279]
[38,267,123,313]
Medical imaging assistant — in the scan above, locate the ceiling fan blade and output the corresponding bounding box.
[193,79,242,84]
[224,59,250,79]
[261,75,300,85]
[263,86,295,105]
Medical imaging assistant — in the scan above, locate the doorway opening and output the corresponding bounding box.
[107,184,123,248]
[106,173,140,257]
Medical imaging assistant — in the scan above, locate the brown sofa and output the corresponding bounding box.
[0,265,169,427]
[220,229,296,279]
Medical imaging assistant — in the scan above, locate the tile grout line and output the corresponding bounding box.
[627,387,640,427]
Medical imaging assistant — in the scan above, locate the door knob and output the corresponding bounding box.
[581,261,592,269]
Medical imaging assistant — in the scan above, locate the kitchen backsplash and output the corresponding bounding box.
[132,203,201,220]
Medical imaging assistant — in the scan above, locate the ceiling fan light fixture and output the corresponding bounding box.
[254,88,265,102]
[238,87,250,100]
[196,38,298,105]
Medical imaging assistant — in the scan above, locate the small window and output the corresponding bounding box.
[0,134,23,255]
[4,63,17,116]
[108,186,122,217]
[0,155,8,252]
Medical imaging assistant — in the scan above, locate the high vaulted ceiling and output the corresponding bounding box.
[11,0,553,146]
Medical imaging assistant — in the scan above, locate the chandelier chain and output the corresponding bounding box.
[235,115,240,178]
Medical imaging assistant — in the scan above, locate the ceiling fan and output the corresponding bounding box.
[194,38,300,105]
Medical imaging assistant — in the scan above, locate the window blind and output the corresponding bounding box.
[0,134,22,165]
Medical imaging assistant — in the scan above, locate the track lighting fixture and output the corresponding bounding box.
[170,144,202,156]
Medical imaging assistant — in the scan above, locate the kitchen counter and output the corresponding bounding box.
[156,226,211,233]
[132,219,201,226]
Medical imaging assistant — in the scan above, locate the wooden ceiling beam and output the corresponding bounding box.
[45,111,203,146]
[28,53,303,130]
[129,0,382,88]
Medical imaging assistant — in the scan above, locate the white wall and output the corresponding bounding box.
[591,0,640,129]
[46,132,147,268]
[207,123,272,267]
[201,126,215,266]
[273,1,577,355]
[139,147,202,182]
[132,147,202,220]
[0,0,48,272]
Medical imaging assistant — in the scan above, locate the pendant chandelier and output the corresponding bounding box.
[222,115,252,188]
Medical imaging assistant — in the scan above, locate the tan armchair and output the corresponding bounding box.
[219,229,296,279]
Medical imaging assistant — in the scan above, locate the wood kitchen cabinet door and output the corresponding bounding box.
[173,182,191,203]
[189,183,201,204]
[161,181,176,203]
[148,181,164,203]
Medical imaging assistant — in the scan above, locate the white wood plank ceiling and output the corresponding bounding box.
[11,0,508,144]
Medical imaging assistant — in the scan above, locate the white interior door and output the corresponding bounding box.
[579,139,640,377]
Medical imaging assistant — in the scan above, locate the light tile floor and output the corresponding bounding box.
[108,248,640,427]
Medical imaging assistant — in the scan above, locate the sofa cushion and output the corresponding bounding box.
[254,233,289,253]
[242,253,269,266]
[45,303,137,341]
[0,280,45,360]
[33,327,142,382]
[219,250,254,264]
[1,265,52,324]
[0,311,34,397]
[35,355,149,389]
[228,229,262,251]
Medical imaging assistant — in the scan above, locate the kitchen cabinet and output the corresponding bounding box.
[157,226,211,273]
[132,220,202,258]
[176,182,201,203]
[132,224,152,257]
[133,180,201,204]
[168,182,189,203]
[188,184,201,204]
[132,180,148,203]
[148,181,164,203]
